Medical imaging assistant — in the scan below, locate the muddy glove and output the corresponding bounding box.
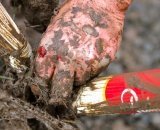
[35,0,132,105]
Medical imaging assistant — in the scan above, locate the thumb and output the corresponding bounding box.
[49,61,74,105]
[116,0,132,11]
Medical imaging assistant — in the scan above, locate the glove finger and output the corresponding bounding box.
[74,55,110,86]
[116,0,132,11]
[74,63,91,86]
[35,29,59,80]
[35,45,57,80]
[49,61,74,105]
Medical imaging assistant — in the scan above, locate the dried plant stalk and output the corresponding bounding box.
[0,3,32,72]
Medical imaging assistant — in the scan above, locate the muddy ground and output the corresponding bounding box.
[1,0,160,130]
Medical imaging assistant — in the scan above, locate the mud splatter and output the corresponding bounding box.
[68,52,74,58]
[82,24,99,37]
[58,44,69,57]
[71,7,82,14]
[69,35,80,48]
[98,23,108,28]
[70,22,80,33]
[50,70,73,104]
[51,55,58,63]
[95,38,103,54]
[126,74,160,94]
[89,9,102,25]
[54,29,63,40]
[60,19,71,27]
[88,8,108,28]
[49,29,64,50]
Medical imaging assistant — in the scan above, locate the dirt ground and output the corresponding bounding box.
[1,0,160,130]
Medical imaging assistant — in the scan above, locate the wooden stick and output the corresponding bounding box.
[0,3,32,72]
[73,69,160,116]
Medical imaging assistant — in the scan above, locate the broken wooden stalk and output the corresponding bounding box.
[73,69,160,116]
[0,3,32,72]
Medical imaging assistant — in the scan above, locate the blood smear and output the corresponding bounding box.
[38,46,47,58]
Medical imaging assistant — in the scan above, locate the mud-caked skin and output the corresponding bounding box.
[35,0,132,104]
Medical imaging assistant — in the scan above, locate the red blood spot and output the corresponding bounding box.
[57,55,63,61]
[38,46,47,58]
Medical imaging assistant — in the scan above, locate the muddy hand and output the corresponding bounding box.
[35,0,132,105]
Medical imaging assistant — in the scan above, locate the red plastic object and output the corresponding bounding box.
[104,69,160,114]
